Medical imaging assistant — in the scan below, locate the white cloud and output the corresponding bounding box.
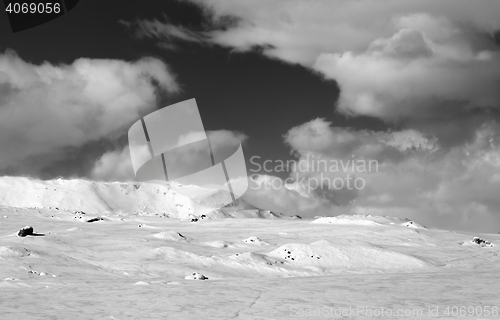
[0,50,178,175]
[91,130,247,182]
[284,118,436,161]
[313,27,500,121]
[283,119,500,232]
[242,174,344,218]
[208,130,247,148]
[121,18,207,50]
[91,146,135,182]
[157,0,500,123]
[184,0,500,56]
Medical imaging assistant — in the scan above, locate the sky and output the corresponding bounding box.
[1,0,500,232]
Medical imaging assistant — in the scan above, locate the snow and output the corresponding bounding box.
[0,177,499,319]
[267,240,429,271]
[185,272,209,280]
[0,176,271,220]
[311,214,418,226]
[243,236,270,246]
[401,220,426,229]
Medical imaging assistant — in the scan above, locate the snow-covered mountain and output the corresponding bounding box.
[0,176,198,218]
[0,176,286,220]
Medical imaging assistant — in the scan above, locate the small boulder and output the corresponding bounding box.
[185,272,208,280]
[472,237,493,247]
[17,226,34,237]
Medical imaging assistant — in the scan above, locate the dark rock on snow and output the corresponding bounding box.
[17,226,34,237]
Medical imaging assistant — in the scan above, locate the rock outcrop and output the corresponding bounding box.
[17,226,33,237]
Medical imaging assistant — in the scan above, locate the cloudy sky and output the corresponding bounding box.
[1,0,500,232]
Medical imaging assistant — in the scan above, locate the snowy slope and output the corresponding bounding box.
[0,176,274,219]
[0,176,196,217]
[312,214,427,228]
[1,206,499,319]
[1,177,500,319]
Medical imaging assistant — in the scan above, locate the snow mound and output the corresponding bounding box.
[312,216,381,226]
[0,279,31,288]
[153,231,190,242]
[0,246,33,258]
[243,236,269,246]
[225,252,279,266]
[137,224,157,229]
[312,214,423,227]
[185,272,208,280]
[267,240,428,271]
[202,241,233,248]
[154,247,212,264]
[207,209,282,219]
[278,232,298,238]
[401,221,426,229]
